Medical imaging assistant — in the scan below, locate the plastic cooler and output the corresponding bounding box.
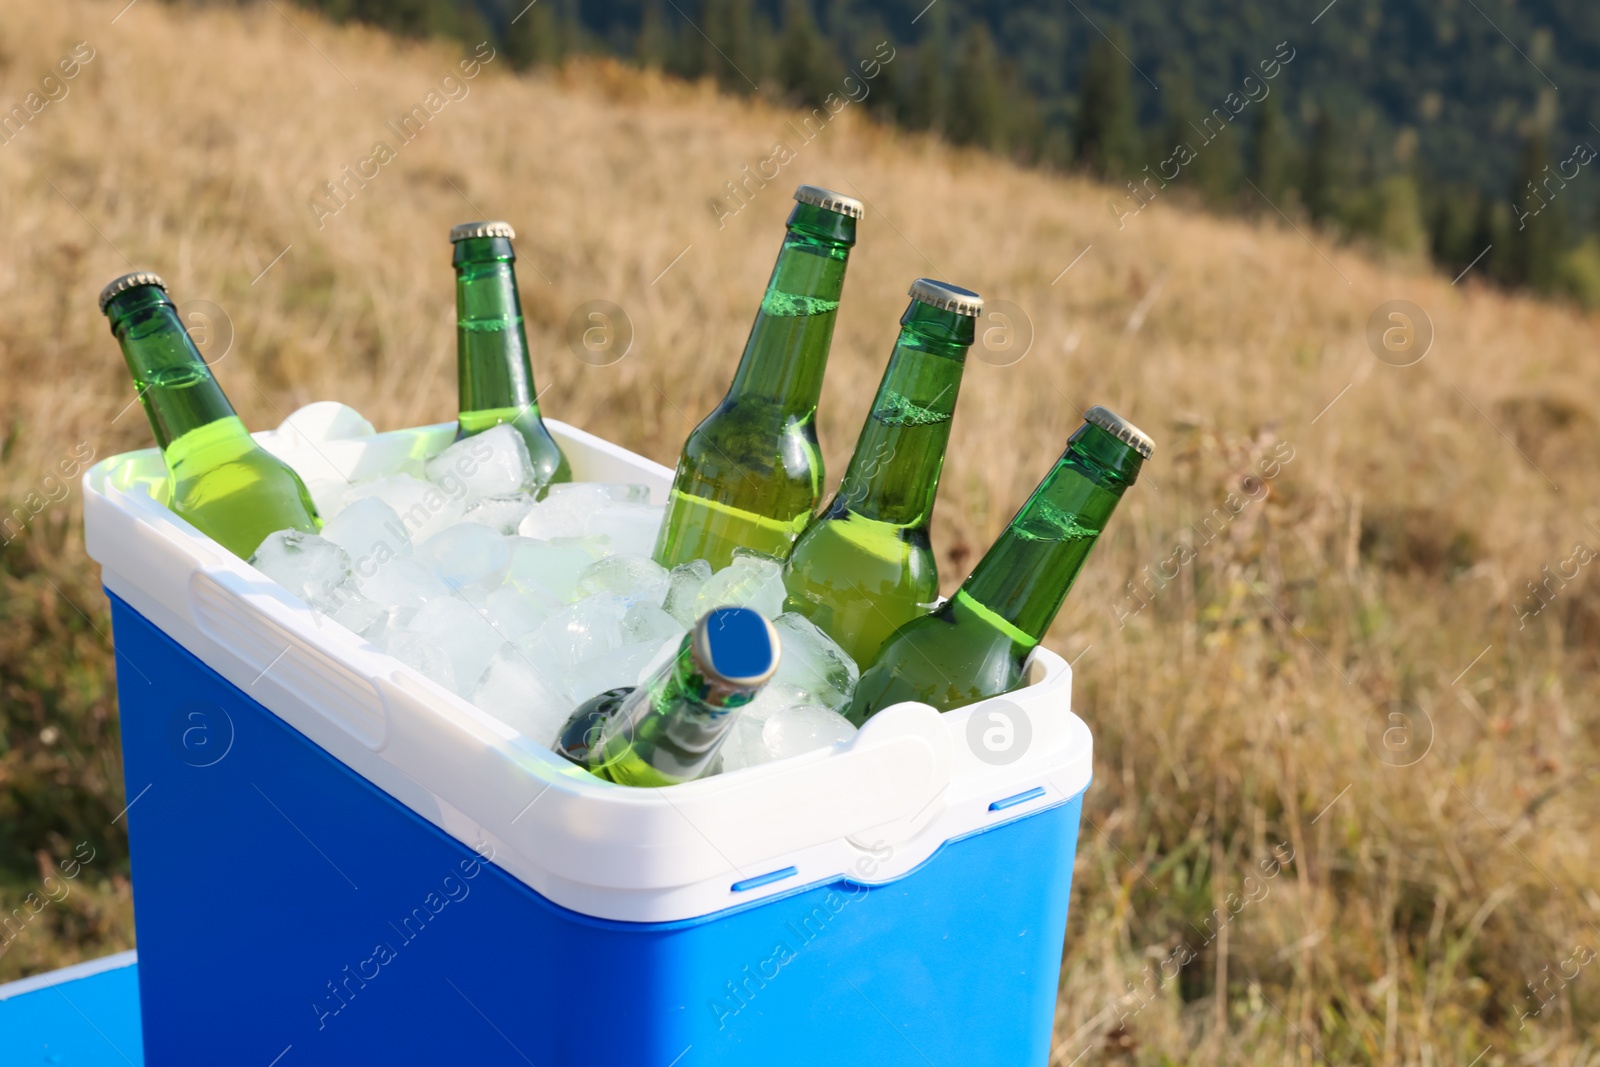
[82,404,1093,1066]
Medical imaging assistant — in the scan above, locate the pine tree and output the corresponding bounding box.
[505,0,565,70]
[1507,131,1568,293]
[687,0,727,81]
[776,0,840,105]
[1470,195,1514,285]
[635,0,673,69]
[1246,92,1294,207]
[902,12,948,133]
[1302,109,1344,225]
[1156,64,1234,207]
[947,21,1006,151]
[1075,33,1141,180]
[722,0,761,93]
[1429,186,1481,274]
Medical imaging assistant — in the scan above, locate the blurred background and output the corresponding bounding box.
[1,0,1597,1063]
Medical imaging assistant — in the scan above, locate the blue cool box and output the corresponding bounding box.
[85,406,1094,1066]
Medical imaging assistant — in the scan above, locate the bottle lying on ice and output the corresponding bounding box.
[846,406,1153,723]
[100,271,319,559]
[554,606,781,786]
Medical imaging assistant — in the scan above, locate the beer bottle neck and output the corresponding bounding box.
[958,424,1143,650]
[597,637,759,785]
[726,205,854,415]
[106,288,239,453]
[454,236,538,430]
[831,301,971,527]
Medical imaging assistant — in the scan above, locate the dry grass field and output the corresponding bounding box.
[2,1,1598,1062]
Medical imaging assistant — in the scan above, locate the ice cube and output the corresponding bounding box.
[588,502,664,558]
[622,602,685,647]
[762,703,856,759]
[250,530,352,607]
[320,497,412,574]
[425,424,538,502]
[518,483,615,541]
[504,536,598,605]
[516,595,629,680]
[575,555,670,605]
[384,630,456,692]
[416,524,511,591]
[405,596,506,690]
[356,556,452,615]
[470,647,571,743]
[707,681,812,774]
[343,474,464,543]
[662,559,713,626]
[772,612,859,712]
[480,585,552,642]
[695,555,785,619]
[564,641,660,706]
[596,484,652,503]
[461,493,538,535]
[317,581,388,636]
[741,682,811,726]
[717,714,774,773]
[633,631,688,684]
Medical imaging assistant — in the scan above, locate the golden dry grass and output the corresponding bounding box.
[2,1,1598,1062]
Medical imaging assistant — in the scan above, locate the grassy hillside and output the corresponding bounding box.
[2,1,1598,1062]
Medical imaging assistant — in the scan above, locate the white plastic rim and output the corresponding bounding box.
[82,403,1093,924]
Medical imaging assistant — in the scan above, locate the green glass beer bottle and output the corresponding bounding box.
[451,221,571,490]
[846,407,1153,723]
[100,272,320,559]
[652,185,862,571]
[781,279,981,666]
[554,607,780,787]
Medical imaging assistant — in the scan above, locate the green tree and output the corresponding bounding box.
[634,0,674,69]
[1303,109,1344,225]
[1075,33,1142,179]
[947,21,1007,151]
[1246,92,1294,207]
[896,7,940,134]
[1507,131,1567,293]
[1471,195,1515,285]
[901,10,948,133]
[775,0,840,105]
[1429,186,1482,274]
[691,0,765,93]
[505,0,565,70]
[1157,64,1235,208]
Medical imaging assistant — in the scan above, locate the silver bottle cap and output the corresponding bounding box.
[1084,405,1155,459]
[793,185,864,219]
[450,220,516,242]
[99,271,167,313]
[690,607,781,697]
[908,278,984,318]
